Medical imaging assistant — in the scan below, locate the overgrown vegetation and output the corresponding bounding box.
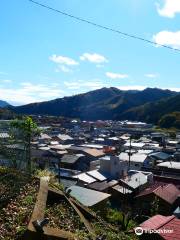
[159,112,180,129]
[0,167,39,239]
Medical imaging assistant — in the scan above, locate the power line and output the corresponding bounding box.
[28,0,180,53]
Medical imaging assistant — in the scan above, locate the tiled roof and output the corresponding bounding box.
[136,183,180,204]
[154,184,180,204]
[160,217,180,240]
[140,215,174,230]
[140,215,180,240]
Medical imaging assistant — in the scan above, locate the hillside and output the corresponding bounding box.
[0,100,9,108]
[13,87,175,121]
[121,94,180,125]
[0,167,137,240]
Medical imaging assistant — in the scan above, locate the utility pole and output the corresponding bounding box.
[128,135,132,171]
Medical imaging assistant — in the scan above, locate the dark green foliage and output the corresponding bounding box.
[159,112,180,129]
[122,94,180,122]
[13,87,175,120]
[0,108,15,119]
[10,117,40,172]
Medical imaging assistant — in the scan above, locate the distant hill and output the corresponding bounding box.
[121,93,180,127]
[13,87,177,123]
[0,100,10,108]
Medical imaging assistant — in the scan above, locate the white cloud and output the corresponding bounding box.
[96,64,104,68]
[156,0,180,18]
[50,54,79,66]
[55,65,71,73]
[144,74,158,78]
[64,80,106,90]
[0,82,65,105]
[80,53,108,64]
[0,79,12,83]
[163,87,180,92]
[153,31,180,49]
[106,72,129,79]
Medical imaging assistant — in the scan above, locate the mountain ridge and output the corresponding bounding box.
[11,87,179,124]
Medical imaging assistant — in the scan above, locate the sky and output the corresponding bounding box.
[0,0,180,105]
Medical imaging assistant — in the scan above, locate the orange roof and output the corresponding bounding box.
[83,148,105,157]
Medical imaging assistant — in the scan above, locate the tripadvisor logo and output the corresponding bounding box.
[135,227,143,235]
[134,227,173,235]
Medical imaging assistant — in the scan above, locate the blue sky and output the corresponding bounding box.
[0,0,180,105]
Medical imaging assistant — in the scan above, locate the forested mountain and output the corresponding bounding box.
[0,100,9,108]
[13,87,177,122]
[121,93,180,128]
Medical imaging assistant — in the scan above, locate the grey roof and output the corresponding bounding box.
[112,185,132,194]
[88,180,118,191]
[73,173,96,184]
[150,152,171,160]
[87,170,107,181]
[61,154,84,164]
[57,134,73,141]
[60,178,77,189]
[124,142,145,148]
[157,161,180,170]
[39,133,51,140]
[67,185,111,207]
[120,172,147,189]
[119,152,147,163]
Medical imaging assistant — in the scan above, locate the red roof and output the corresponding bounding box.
[154,184,180,204]
[139,215,180,240]
[136,183,180,204]
[140,215,174,230]
[160,217,180,240]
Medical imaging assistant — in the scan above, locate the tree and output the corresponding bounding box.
[150,196,160,216]
[10,117,40,173]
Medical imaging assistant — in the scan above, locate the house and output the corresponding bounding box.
[156,161,180,174]
[66,185,111,211]
[149,152,172,162]
[52,134,74,144]
[68,146,105,161]
[151,132,166,145]
[99,156,128,179]
[73,172,97,185]
[86,169,107,181]
[136,215,180,240]
[87,180,118,193]
[119,152,150,170]
[123,141,145,150]
[119,171,152,192]
[135,183,180,215]
[38,133,51,144]
[111,170,153,204]
[60,154,89,171]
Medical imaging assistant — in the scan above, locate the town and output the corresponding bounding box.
[1,0,180,239]
[0,116,180,239]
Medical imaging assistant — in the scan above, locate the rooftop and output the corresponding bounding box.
[157,161,180,170]
[139,215,180,240]
[66,185,111,207]
[136,183,180,204]
[119,152,147,163]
